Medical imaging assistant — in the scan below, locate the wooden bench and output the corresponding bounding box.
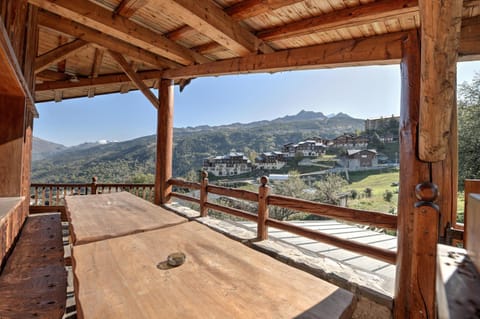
[0,213,67,319]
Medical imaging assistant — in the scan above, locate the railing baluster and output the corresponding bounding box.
[34,187,38,205]
[200,171,208,217]
[257,176,270,240]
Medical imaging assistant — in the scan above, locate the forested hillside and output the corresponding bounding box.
[31,111,365,183]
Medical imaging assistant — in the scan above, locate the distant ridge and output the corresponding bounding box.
[32,110,365,182]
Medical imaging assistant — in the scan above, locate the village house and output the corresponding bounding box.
[203,152,252,176]
[342,149,378,169]
[255,152,286,170]
[331,133,369,148]
[282,139,326,157]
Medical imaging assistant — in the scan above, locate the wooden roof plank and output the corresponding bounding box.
[37,11,180,70]
[157,0,273,55]
[35,39,88,74]
[28,0,209,65]
[257,0,419,41]
[109,50,159,109]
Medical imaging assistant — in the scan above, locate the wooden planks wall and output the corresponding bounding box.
[467,193,480,271]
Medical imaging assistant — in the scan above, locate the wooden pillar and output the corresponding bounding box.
[154,79,174,205]
[418,0,463,162]
[257,176,270,240]
[394,30,431,319]
[411,183,440,318]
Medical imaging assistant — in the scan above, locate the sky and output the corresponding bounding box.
[34,61,480,146]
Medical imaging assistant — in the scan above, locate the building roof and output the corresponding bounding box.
[31,0,480,104]
[346,149,377,156]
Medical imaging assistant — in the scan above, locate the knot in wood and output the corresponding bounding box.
[201,170,208,179]
[260,176,269,186]
[415,182,438,202]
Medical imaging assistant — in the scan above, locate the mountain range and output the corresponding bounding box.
[31,110,365,183]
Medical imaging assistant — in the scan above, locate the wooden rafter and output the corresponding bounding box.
[109,50,158,109]
[257,0,418,41]
[90,48,104,78]
[156,0,273,56]
[115,0,149,18]
[36,69,69,81]
[225,0,305,20]
[35,39,88,73]
[418,0,464,162]
[28,0,209,65]
[37,11,180,70]
[165,0,302,44]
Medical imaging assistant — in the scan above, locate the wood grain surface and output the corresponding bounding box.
[65,192,187,245]
[73,221,355,319]
[0,213,66,319]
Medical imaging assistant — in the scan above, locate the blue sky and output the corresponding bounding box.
[35,61,480,146]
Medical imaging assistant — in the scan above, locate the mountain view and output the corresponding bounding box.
[31,110,365,183]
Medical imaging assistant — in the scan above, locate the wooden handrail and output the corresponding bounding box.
[204,202,257,222]
[168,178,201,190]
[268,194,397,230]
[266,218,397,264]
[207,185,259,202]
[170,192,201,204]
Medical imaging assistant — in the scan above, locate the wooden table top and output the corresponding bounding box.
[65,192,187,245]
[72,221,355,319]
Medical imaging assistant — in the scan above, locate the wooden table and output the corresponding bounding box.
[72,221,355,319]
[65,192,187,245]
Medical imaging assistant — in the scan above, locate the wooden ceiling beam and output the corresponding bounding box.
[35,70,161,91]
[37,11,181,70]
[36,70,69,81]
[257,0,419,41]
[225,0,305,20]
[109,50,158,109]
[115,0,149,18]
[90,48,104,78]
[163,31,406,79]
[28,0,209,65]
[35,39,88,74]
[156,0,273,56]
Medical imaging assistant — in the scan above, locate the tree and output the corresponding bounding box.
[458,73,480,188]
[313,174,348,205]
[269,170,311,220]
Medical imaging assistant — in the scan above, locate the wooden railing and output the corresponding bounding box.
[30,177,155,207]
[170,173,398,264]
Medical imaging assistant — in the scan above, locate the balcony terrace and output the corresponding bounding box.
[1,0,480,318]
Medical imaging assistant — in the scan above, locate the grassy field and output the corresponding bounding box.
[343,169,399,214]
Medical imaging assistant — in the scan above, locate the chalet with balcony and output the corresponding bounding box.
[203,152,252,176]
[342,149,378,169]
[255,151,286,170]
[0,0,480,318]
[331,133,370,148]
[282,140,326,157]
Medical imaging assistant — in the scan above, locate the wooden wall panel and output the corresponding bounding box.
[466,194,480,272]
[0,95,26,197]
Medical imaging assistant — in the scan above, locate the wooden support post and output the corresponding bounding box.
[411,182,440,318]
[257,176,269,240]
[418,0,463,162]
[200,171,208,217]
[91,176,97,195]
[154,79,173,205]
[394,30,431,319]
